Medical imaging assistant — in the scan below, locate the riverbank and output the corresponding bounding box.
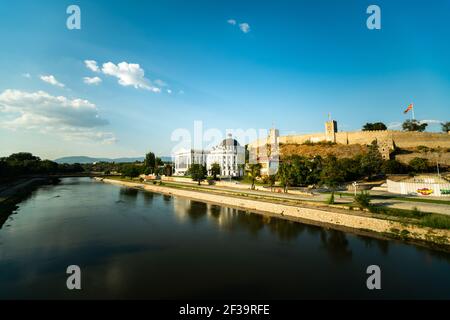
[0,177,59,226]
[96,177,450,249]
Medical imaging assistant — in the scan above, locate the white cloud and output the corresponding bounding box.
[227,19,251,33]
[40,75,65,88]
[154,79,167,87]
[167,89,172,94]
[239,23,251,33]
[83,76,102,85]
[101,62,161,92]
[22,73,31,78]
[0,89,115,144]
[85,60,100,72]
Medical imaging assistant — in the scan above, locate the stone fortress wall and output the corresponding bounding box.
[279,130,450,149]
[249,120,450,166]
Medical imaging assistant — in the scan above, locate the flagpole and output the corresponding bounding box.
[411,104,415,120]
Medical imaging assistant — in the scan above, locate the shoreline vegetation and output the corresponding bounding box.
[0,177,60,227]
[95,177,450,251]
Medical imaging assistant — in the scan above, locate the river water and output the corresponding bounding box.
[0,177,449,299]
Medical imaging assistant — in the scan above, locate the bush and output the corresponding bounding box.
[409,157,430,173]
[420,215,450,230]
[354,191,371,209]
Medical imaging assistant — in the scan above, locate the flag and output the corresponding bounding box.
[403,104,413,114]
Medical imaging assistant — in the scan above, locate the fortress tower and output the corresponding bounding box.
[325,119,338,143]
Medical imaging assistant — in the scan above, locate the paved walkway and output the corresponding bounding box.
[162,180,450,215]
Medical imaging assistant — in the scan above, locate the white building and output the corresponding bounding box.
[173,134,245,178]
[173,149,208,176]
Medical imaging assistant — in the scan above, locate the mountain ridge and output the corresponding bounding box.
[54,156,172,164]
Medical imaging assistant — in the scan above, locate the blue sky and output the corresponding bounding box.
[0,0,449,159]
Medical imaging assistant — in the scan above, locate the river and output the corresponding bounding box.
[0,177,449,299]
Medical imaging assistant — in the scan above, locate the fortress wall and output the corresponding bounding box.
[391,131,450,149]
[335,130,392,145]
[249,129,450,153]
[279,133,327,145]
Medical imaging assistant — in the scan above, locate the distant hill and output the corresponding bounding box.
[54,156,145,164]
[55,155,173,164]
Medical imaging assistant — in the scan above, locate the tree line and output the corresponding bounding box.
[248,141,445,192]
[0,152,84,180]
[362,120,450,132]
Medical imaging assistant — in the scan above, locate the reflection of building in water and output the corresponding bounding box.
[206,205,239,228]
[173,134,245,177]
[172,197,193,222]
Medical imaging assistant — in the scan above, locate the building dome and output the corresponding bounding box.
[220,134,240,147]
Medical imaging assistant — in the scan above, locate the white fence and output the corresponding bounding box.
[387,179,450,197]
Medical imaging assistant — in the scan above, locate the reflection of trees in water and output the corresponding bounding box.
[163,195,172,203]
[186,201,208,222]
[209,205,221,218]
[413,244,450,263]
[267,218,306,241]
[142,191,155,204]
[319,229,353,262]
[234,212,265,236]
[117,188,139,205]
[119,188,138,198]
[357,235,389,256]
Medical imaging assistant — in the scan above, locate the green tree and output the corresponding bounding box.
[144,152,156,173]
[267,174,276,192]
[277,162,294,193]
[338,157,362,182]
[320,156,345,195]
[120,164,141,178]
[164,164,173,176]
[441,121,450,132]
[289,156,309,186]
[190,164,207,185]
[409,157,430,173]
[381,159,405,174]
[210,163,221,180]
[305,156,323,185]
[402,119,428,132]
[247,163,261,190]
[362,122,387,131]
[156,157,164,166]
[360,141,383,180]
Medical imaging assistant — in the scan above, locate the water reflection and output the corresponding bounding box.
[119,188,139,202]
[357,235,390,255]
[142,191,155,205]
[319,229,353,262]
[2,178,450,299]
[186,201,208,222]
[267,218,306,241]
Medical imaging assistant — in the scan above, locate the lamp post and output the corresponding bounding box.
[352,181,358,196]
